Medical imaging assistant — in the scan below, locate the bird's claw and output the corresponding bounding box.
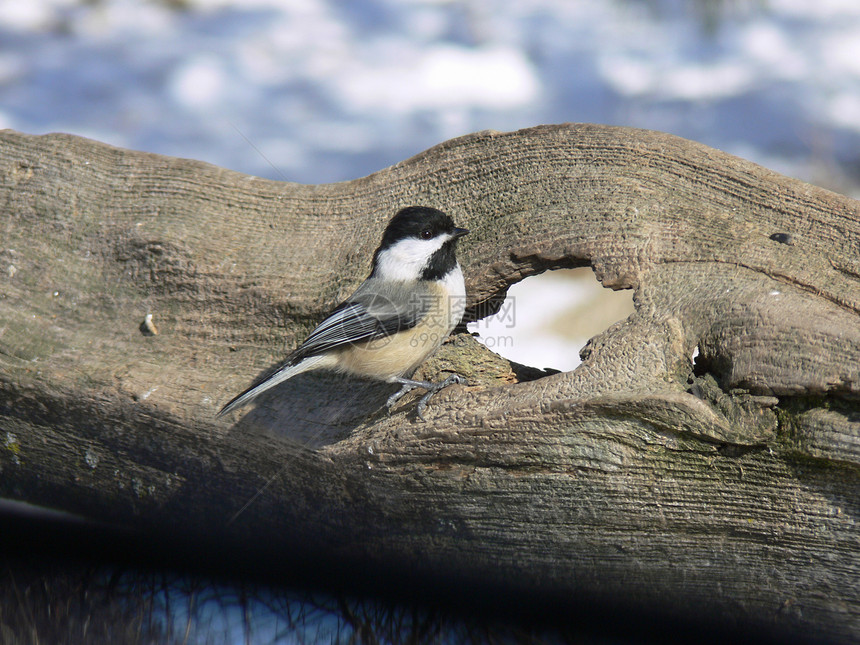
[415,374,467,421]
[386,374,467,420]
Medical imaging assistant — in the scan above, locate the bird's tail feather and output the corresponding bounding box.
[216,354,333,417]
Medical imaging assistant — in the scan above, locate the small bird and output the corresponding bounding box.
[218,206,469,420]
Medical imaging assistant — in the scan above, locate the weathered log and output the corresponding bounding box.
[0,125,858,641]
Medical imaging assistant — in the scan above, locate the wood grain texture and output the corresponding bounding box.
[1,125,858,641]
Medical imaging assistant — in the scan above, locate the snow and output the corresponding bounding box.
[3,0,860,186]
[335,44,539,114]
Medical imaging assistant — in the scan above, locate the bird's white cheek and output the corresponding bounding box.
[375,237,449,281]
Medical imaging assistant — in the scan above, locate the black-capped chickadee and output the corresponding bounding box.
[218,206,469,420]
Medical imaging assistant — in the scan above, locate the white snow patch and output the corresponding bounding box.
[170,56,227,110]
[0,0,65,31]
[822,29,860,77]
[336,44,540,114]
[659,63,753,101]
[740,22,808,79]
[827,93,860,131]
[599,57,657,97]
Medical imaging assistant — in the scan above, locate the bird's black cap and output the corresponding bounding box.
[371,206,468,281]
[377,206,465,251]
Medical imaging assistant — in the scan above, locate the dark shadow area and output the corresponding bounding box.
[222,369,395,448]
[0,504,831,645]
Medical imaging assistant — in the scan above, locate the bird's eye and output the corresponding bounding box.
[420,228,433,240]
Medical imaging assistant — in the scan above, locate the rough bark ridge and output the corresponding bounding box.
[1,125,858,640]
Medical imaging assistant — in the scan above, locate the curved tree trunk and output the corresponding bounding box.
[0,125,858,641]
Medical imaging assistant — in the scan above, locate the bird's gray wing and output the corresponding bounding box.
[216,280,434,417]
[289,279,434,362]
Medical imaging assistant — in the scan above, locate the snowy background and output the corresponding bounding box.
[3,0,860,370]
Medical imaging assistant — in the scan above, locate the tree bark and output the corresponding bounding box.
[1,125,858,641]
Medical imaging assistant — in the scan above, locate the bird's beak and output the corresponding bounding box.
[453,227,469,238]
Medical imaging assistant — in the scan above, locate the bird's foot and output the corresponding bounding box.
[386,381,419,410]
[387,374,467,421]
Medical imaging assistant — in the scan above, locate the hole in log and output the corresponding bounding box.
[467,267,635,373]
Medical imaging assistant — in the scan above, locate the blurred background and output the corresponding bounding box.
[4,1,860,640]
[3,0,860,371]
[5,0,860,190]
